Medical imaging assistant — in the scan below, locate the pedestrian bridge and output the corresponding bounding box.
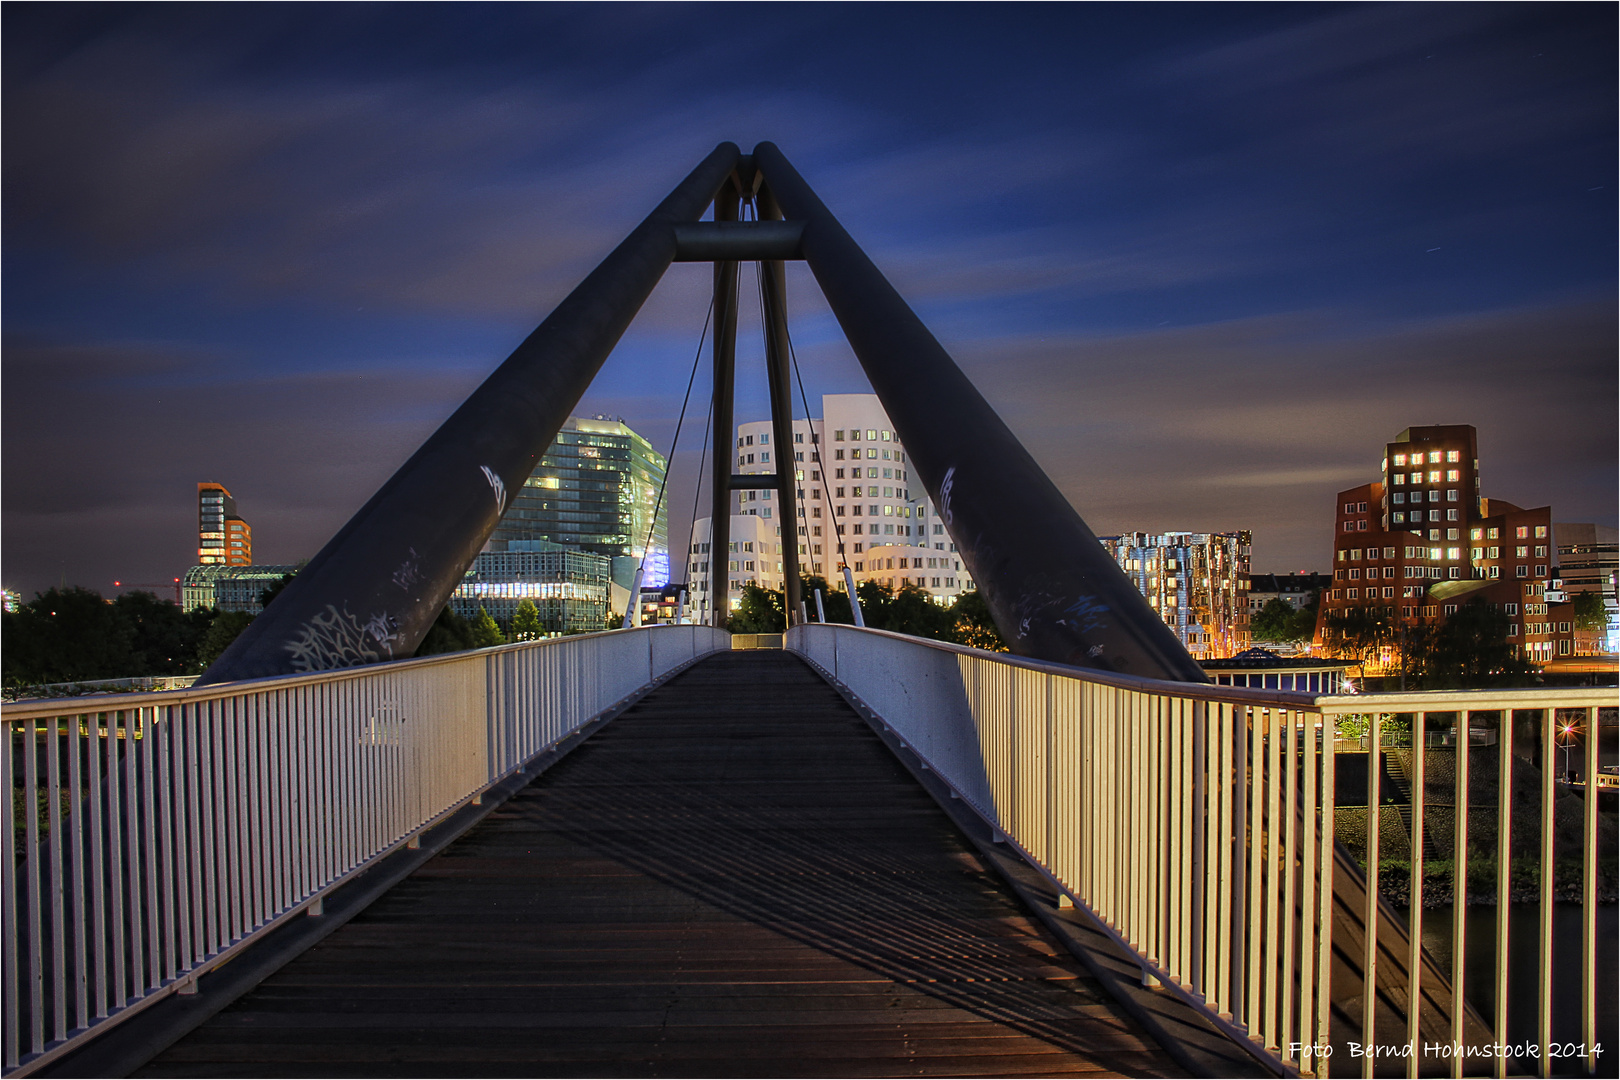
[4,626,1611,1077]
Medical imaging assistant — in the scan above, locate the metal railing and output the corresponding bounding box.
[2,624,729,1076]
[788,623,1614,1078]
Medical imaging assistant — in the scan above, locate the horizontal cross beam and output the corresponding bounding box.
[729,473,785,490]
[673,221,805,262]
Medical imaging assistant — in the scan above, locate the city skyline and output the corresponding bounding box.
[4,5,1615,600]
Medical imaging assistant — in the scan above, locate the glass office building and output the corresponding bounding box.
[489,416,670,586]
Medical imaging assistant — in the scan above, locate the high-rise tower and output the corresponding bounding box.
[198,483,251,566]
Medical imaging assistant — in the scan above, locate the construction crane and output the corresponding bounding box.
[113,578,183,605]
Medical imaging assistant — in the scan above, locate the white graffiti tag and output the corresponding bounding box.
[284,604,383,672]
[480,465,507,514]
[939,466,956,527]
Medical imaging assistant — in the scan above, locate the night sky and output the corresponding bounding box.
[5,3,1615,601]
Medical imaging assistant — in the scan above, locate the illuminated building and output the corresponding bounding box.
[197,483,251,566]
[1099,531,1252,659]
[1554,523,1618,654]
[687,514,782,625]
[449,543,611,634]
[489,416,669,587]
[182,564,301,613]
[1316,425,1575,664]
[715,394,973,605]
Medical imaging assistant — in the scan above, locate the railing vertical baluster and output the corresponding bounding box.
[1407,710,1425,1078]
[106,711,126,1010]
[143,707,162,995]
[1216,703,1233,1019]
[86,711,106,1019]
[1316,720,1334,1070]
[1248,704,1263,1035]
[2,712,18,1069]
[124,709,145,1002]
[1232,703,1248,1025]
[48,712,67,1043]
[1191,699,1206,1003]
[1582,705,1597,1078]
[1281,710,1297,1065]
[157,706,176,987]
[1537,708,1553,1080]
[68,710,87,1032]
[1263,707,1281,1050]
[1364,710,1382,1080]
[1298,711,1317,1077]
[24,718,44,1053]
[1451,709,1469,1079]
[1494,709,1512,1080]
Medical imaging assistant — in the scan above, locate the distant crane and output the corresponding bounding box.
[113,578,183,605]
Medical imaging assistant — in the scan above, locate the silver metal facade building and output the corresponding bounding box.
[450,544,612,635]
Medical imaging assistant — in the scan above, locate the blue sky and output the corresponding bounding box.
[4,3,1615,598]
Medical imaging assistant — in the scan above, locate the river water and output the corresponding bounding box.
[1395,902,1618,1067]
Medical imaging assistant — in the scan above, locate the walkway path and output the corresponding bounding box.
[141,651,1185,1077]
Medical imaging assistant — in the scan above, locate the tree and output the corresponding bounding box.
[197,611,255,669]
[1574,591,1609,632]
[1407,598,1537,689]
[470,608,506,648]
[415,606,477,656]
[882,584,956,639]
[949,589,1008,652]
[1319,605,1396,664]
[1251,598,1301,641]
[800,575,853,624]
[258,572,298,610]
[115,591,213,675]
[2,586,138,686]
[854,580,892,628]
[511,599,544,641]
[728,584,785,633]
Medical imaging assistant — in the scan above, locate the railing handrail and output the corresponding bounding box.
[0,624,700,722]
[788,622,1613,1078]
[3,623,731,1076]
[796,622,1614,712]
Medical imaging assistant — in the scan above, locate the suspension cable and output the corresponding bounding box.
[636,296,715,590]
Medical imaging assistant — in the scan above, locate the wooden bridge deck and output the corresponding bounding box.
[140,651,1187,1077]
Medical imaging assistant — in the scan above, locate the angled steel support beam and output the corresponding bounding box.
[708,181,743,628]
[758,187,803,627]
[753,142,1205,681]
[198,142,743,684]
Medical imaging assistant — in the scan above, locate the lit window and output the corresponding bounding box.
[1446,450,1460,462]
[1487,528,1499,540]
[834,429,844,441]
[1428,470,1441,482]
[1515,526,1529,539]
[1470,528,1483,540]
[1515,545,1528,557]
[1534,525,1547,538]
[1393,453,1407,466]
[1447,547,1461,560]
[1393,474,1405,485]
[1446,470,1460,482]
[1430,548,1442,560]
[867,429,877,440]
[1393,512,1405,524]
[1429,452,1442,464]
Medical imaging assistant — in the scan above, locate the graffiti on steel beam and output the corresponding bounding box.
[480,465,507,514]
[285,603,389,672]
[392,546,423,592]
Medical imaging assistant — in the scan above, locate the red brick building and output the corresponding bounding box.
[1316,426,1573,667]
